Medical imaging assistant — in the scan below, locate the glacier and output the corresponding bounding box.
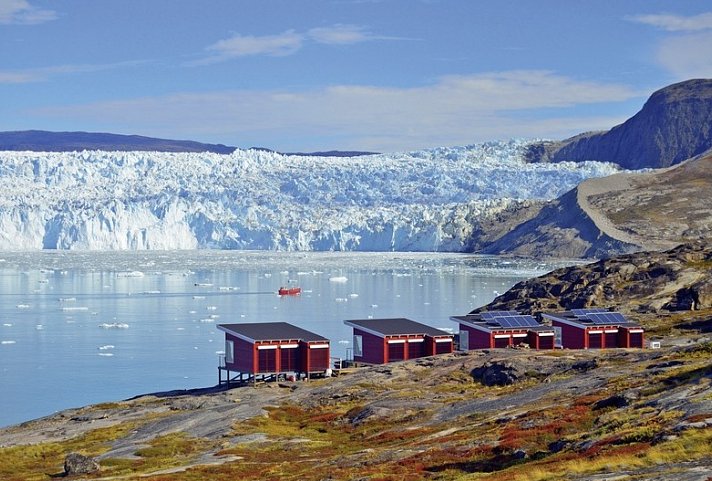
[0,139,622,251]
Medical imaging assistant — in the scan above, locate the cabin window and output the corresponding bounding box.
[353,335,363,357]
[225,340,234,364]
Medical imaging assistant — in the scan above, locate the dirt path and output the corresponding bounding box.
[576,172,661,250]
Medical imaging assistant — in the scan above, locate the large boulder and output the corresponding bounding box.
[470,361,523,386]
[64,452,100,475]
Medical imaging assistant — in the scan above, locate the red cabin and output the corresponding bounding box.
[217,322,331,385]
[344,318,454,365]
[451,311,556,350]
[542,309,644,349]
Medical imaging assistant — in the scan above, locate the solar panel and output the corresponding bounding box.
[571,308,609,317]
[585,312,628,325]
[481,311,519,321]
[493,315,540,328]
[516,315,541,327]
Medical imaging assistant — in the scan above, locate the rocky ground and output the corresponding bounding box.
[0,340,709,481]
[484,241,712,319]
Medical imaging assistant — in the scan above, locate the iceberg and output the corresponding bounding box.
[0,140,622,251]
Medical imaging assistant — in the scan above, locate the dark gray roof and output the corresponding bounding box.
[452,314,554,332]
[543,311,641,328]
[344,318,452,337]
[218,322,328,343]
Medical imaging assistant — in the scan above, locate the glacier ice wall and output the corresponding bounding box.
[0,140,621,251]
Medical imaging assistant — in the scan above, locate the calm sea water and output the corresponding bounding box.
[0,251,572,427]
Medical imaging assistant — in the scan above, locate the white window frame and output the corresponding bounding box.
[225,339,234,364]
[353,334,363,357]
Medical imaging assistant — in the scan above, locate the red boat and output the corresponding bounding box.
[278,286,302,296]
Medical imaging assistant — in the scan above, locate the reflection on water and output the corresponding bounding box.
[0,251,575,427]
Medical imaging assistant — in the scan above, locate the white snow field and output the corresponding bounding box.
[0,140,621,251]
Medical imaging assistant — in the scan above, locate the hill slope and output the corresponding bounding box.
[525,79,712,169]
[481,152,712,258]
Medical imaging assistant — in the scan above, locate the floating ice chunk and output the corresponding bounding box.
[99,323,130,329]
[98,345,115,350]
[188,310,197,314]
[209,314,220,318]
[349,293,359,298]
[199,318,215,323]
[35,325,44,330]
[3,323,11,327]
[62,306,89,311]
[335,298,348,303]
[218,286,240,291]
[142,290,161,294]
[206,306,217,310]
[117,271,144,278]
[371,304,378,308]
[329,276,348,283]
[16,304,30,309]
[1,340,16,345]
[177,327,186,330]
[98,352,114,357]
[58,297,76,302]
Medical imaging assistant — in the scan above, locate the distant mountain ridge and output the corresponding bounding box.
[0,130,377,157]
[0,130,237,154]
[525,78,712,169]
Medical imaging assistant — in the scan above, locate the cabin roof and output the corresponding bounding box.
[451,312,554,332]
[218,322,329,343]
[542,310,641,328]
[344,318,452,338]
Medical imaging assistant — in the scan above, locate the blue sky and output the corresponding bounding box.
[1,0,711,152]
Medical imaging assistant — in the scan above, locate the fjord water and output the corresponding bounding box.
[0,251,571,427]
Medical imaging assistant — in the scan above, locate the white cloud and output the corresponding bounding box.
[0,0,56,24]
[629,12,712,32]
[656,31,712,79]
[0,60,150,84]
[31,71,638,152]
[630,11,712,79]
[308,24,379,44]
[194,30,304,65]
[192,24,398,65]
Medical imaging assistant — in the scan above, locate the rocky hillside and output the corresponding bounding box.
[482,241,712,321]
[480,152,712,258]
[525,79,712,169]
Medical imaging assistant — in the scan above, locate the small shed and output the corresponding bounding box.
[217,322,331,384]
[541,309,644,349]
[451,310,556,350]
[344,318,454,365]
